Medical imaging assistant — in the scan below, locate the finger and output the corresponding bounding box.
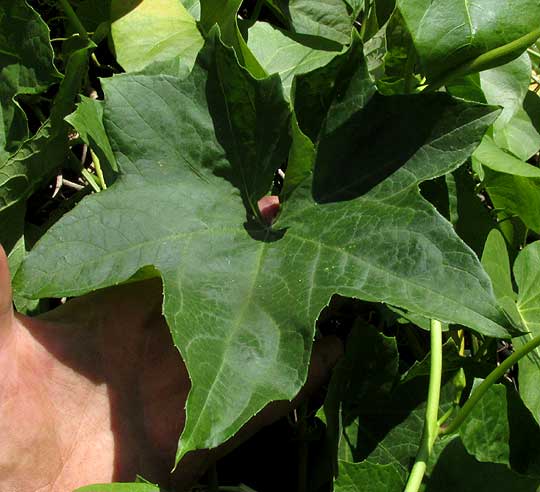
[257,195,280,224]
[0,245,13,325]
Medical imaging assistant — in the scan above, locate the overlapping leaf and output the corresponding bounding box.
[246,21,342,99]
[16,33,510,465]
[110,0,204,73]
[482,234,540,426]
[0,0,60,160]
[474,138,540,234]
[0,40,92,215]
[284,37,508,337]
[514,242,540,424]
[267,0,356,45]
[479,53,540,161]
[467,55,540,233]
[397,0,540,82]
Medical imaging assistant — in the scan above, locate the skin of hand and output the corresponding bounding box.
[0,198,343,492]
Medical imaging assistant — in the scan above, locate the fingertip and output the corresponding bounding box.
[0,244,13,321]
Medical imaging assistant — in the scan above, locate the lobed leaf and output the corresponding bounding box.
[16,33,511,466]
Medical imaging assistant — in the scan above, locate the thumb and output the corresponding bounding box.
[0,245,14,325]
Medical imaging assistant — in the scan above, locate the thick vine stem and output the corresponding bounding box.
[440,332,540,436]
[403,319,443,492]
[427,26,540,91]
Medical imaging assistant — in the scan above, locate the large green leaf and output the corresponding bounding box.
[110,0,204,73]
[514,241,540,424]
[16,34,510,465]
[287,39,508,337]
[246,21,342,100]
[334,460,404,492]
[0,0,61,159]
[397,0,540,82]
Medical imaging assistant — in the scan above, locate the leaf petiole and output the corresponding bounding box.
[403,319,443,492]
[90,149,107,190]
[440,332,540,436]
[81,168,101,193]
[427,26,540,91]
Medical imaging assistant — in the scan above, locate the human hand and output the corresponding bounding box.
[0,199,342,492]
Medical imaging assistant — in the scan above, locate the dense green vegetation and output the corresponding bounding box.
[2,0,540,490]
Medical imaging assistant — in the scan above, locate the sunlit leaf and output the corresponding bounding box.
[16,33,510,467]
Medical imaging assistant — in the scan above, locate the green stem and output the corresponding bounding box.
[90,149,107,190]
[528,47,540,61]
[427,26,540,91]
[57,0,88,39]
[403,319,443,492]
[441,333,540,436]
[81,168,101,193]
[437,405,455,427]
